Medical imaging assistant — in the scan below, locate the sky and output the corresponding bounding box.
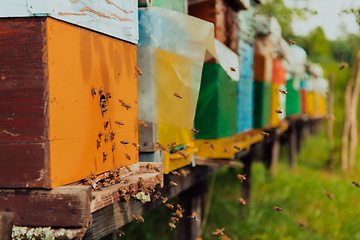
[285,0,360,40]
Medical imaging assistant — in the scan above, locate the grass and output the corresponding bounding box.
[118,129,360,240]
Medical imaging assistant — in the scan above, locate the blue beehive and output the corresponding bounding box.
[237,76,254,133]
[239,40,254,79]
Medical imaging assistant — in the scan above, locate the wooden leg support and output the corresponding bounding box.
[263,128,280,176]
[0,212,14,240]
[288,123,297,169]
[241,144,257,202]
[177,180,206,240]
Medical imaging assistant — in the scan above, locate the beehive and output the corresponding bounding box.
[269,83,286,127]
[238,40,254,79]
[0,17,138,188]
[253,81,270,128]
[237,76,254,133]
[286,79,302,116]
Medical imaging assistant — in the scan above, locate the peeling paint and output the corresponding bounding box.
[58,12,87,16]
[69,0,79,3]
[110,13,131,22]
[105,0,133,14]
[79,7,110,19]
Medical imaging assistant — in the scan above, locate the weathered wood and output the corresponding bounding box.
[195,158,244,168]
[0,186,91,227]
[83,166,218,240]
[0,212,14,240]
[263,128,280,175]
[178,180,206,240]
[288,122,297,169]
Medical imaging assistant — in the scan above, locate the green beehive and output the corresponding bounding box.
[195,63,238,139]
[139,0,187,13]
[286,79,302,116]
[253,81,270,128]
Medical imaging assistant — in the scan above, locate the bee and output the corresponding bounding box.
[167,142,176,147]
[187,212,198,221]
[156,142,169,152]
[230,67,236,72]
[125,166,132,172]
[169,181,177,186]
[261,132,270,137]
[121,193,130,202]
[98,131,103,139]
[153,192,162,199]
[340,62,348,70]
[118,230,125,237]
[212,228,225,236]
[105,134,110,142]
[162,197,168,204]
[166,203,174,209]
[273,206,282,212]
[275,108,283,116]
[91,87,97,97]
[135,66,142,76]
[138,177,144,182]
[175,209,183,218]
[177,204,183,211]
[289,39,296,45]
[171,171,181,176]
[168,222,176,230]
[156,175,162,182]
[223,146,229,153]
[204,141,215,149]
[131,214,144,223]
[103,121,109,129]
[238,197,246,205]
[178,151,187,158]
[352,181,360,188]
[133,142,141,149]
[94,185,102,191]
[124,179,130,184]
[106,92,112,99]
[115,121,125,126]
[120,140,129,145]
[119,99,132,110]
[174,93,182,100]
[234,146,242,151]
[99,87,104,95]
[103,152,107,161]
[296,220,307,228]
[149,186,155,193]
[103,181,109,187]
[278,89,288,95]
[110,131,115,140]
[170,217,179,223]
[153,167,161,173]
[112,143,116,151]
[325,190,333,200]
[237,174,246,182]
[191,128,199,134]
[101,107,108,113]
[97,139,101,149]
[139,120,147,128]
[125,154,131,160]
[146,163,153,171]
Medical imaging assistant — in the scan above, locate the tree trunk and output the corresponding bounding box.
[341,80,352,172]
[327,74,334,143]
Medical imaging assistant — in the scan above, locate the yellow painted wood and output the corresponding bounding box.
[318,93,327,116]
[306,91,316,117]
[269,83,282,127]
[46,18,138,188]
[163,141,197,174]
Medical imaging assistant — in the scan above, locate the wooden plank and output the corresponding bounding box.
[195,158,244,168]
[0,212,14,240]
[83,166,218,240]
[0,186,91,227]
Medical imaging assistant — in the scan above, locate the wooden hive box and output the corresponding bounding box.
[0,17,138,188]
[253,81,270,128]
[237,76,254,133]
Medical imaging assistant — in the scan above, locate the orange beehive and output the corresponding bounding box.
[0,17,138,188]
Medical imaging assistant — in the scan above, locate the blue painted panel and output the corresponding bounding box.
[237,77,254,133]
[0,0,138,44]
[239,40,253,79]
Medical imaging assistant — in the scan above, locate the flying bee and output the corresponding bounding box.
[153,192,161,199]
[131,214,144,223]
[171,171,181,176]
[212,228,225,236]
[99,87,104,95]
[175,209,183,218]
[91,87,97,97]
[125,154,131,160]
[135,66,142,76]
[191,128,199,134]
[156,142,169,152]
[110,131,115,140]
[289,39,296,45]
[169,181,177,186]
[177,204,183,211]
[325,190,333,200]
[174,93,183,100]
[133,142,141,149]
[106,92,112,99]
[178,151,187,159]
[234,146,242,151]
[118,230,125,237]
[275,108,283,116]
[296,220,307,228]
[104,121,109,129]
[112,143,116,152]
[230,67,236,72]
[261,132,270,137]
[103,152,107,161]
[165,203,174,209]
[168,222,176,230]
[204,141,215,149]
[139,120,147,128]
[162,197,168,204]
[167,142,176,147]
[223,146,229,153]
[238,197,246,205]
[278,89,288,95]
[340,62,348,70]
[187,212,198,221]
[352,181,360,188]
[273,206,282,212]
[237,174,246,182]
[170,217,179,223]
[97,139,101,149]
[115,121,125,126]
[105,134,110,142]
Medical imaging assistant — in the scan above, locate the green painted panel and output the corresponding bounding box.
[195,63,237,139]
[152,0,186,13]
[286,79,301,116]
[253,81,270,128]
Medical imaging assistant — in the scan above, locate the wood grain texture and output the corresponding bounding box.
[0,212,14,240]
[83,166,218,240]
[0,186,91,227]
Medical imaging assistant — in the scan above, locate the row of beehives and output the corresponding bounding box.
[0,0,327,190]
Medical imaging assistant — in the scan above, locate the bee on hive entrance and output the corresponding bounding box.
[135,66,142,76]
[237,174,246,182]
[204,141,215,149]
[112,143,116,152]
[91,87,97,97]
[278,89,288,95]
[261,132,270,137]
[110,131,115,140]
[230,67,236,72]
[234,146,242,151]
[174,93,182,99]
[275,108,283,116]
[123,179,130,184]
[273,206,282,212]
[153,166,161,173]
[212,228,225,236]
[106,92,112,99]
[105,134,110,143]
[289,39,296,45]
[125,154,131,160]
[99,87,104,95]
[103,121,109,129]
[103,152,107,161]
[171,171,181,176]
[191,128,199,134]
[96,139,101,149]
[156,175,162,182]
